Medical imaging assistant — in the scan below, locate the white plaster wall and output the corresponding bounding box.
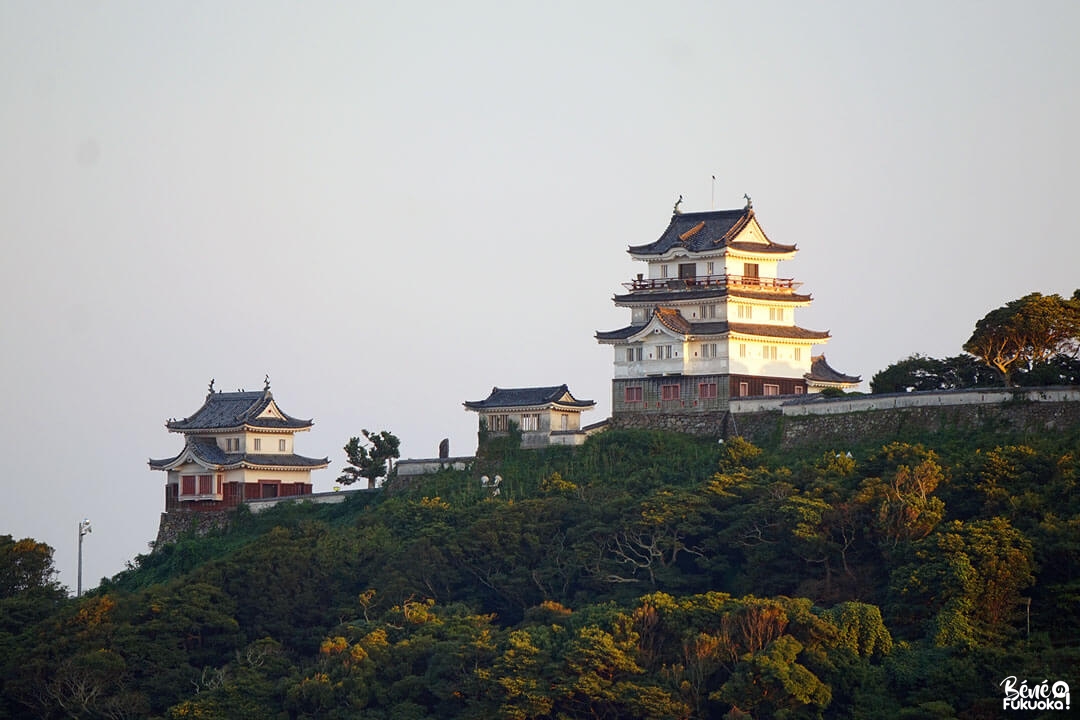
[781,387,1080,416]
[720,255,780,279]
[727,340,812,379]
[242,433,293,453]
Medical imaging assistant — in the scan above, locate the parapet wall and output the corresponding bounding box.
[611,386,1080,448]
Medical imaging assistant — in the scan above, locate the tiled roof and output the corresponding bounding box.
[627,208,796,256]
[597,316,828,342]
[613,286,728,304]
[805,354,862,384]
[464,384,595,410]
[726,289,812,303]
[166,389,313,432]
[148,436,329,470]
[595,325,641,341]
[654,307,691,334]
[728,322,831,340]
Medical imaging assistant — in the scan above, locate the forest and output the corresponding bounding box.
[2,416,1078,719]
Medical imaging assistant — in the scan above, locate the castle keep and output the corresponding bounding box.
[596,200,859,418]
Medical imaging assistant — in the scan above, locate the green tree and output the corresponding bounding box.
[0,535,66,600]
[963,291,1080,385]
[870,354,999,393]
[891,518,1034,646]
[339,429,401,488]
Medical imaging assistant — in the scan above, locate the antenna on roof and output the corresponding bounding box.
[711,175,716,209]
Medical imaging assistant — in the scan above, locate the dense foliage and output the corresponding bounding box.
[871,290,1080,394]
[964,291,1080,385]
[3,426,1079,719]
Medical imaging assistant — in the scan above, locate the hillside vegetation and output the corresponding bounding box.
[3,424,1079,719]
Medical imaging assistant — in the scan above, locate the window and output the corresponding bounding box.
[706,261,714,275]
[624,386,643,402]
[488,414,507,432]
[794,385,805,395]
[764,384,780,396]
[661,384,680,401]
[198,474,212,494]
[521,414,540,431]
[560,414,568,430]
[657,344,673,359]
[737,304,752,319]
[625,346,643,362]
[225,437,239,452]
[699,303,716,319]
[794,348,801,361]
[254,438,262,451]
[769,307,784,321]
[216,474,223,493]
[743,263,759,280]
[699,382,717,398]
[764,345,778,360]
[739,382,749,396]
[700,343,717,358]
[660,264,669,278]
[678,263,696,280]
[181,475,195,495]
[279,438,286,452]
[739,343,747,358]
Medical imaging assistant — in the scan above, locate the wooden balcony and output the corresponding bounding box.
[622,273,797,292]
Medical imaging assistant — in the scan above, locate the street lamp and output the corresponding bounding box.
[77,518,92,597]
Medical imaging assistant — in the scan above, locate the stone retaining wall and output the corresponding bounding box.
[610,387,1080,448]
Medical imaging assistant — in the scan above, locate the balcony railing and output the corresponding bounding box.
[622,273,797,292]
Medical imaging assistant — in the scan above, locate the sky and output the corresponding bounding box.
[2,1,1078,593]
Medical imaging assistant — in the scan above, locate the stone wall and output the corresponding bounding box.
[154,510,232,549]
[610,387,1080,449]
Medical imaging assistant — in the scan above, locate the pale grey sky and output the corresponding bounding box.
[2,1,1078,592]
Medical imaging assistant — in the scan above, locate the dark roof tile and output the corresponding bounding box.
[148,436,329,470]
[627,207,795,256]
[464,385,594,410]
[805,354,862,384]
[728,322,831,340]
[166,390,313,431]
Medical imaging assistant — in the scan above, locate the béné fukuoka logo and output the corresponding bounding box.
[1000,676,1071,712]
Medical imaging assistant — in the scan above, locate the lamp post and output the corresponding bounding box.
[77,518,92,597]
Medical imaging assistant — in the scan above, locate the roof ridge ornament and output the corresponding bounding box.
[679,221,705,242]
[264,374,271,392]
[673,194,683,215]
[207,378,215,396]
[743,193,752,210]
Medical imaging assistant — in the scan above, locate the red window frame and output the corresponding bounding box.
[661,384,680,401]
[764,384,780,396]
[181,475,196,495]
[698,382,717,399]
[624,386,643,402]
[198,475,212,494]
[739,382,749,397]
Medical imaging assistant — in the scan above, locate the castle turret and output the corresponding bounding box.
[149,380,328,511]
[596,201,859,417]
